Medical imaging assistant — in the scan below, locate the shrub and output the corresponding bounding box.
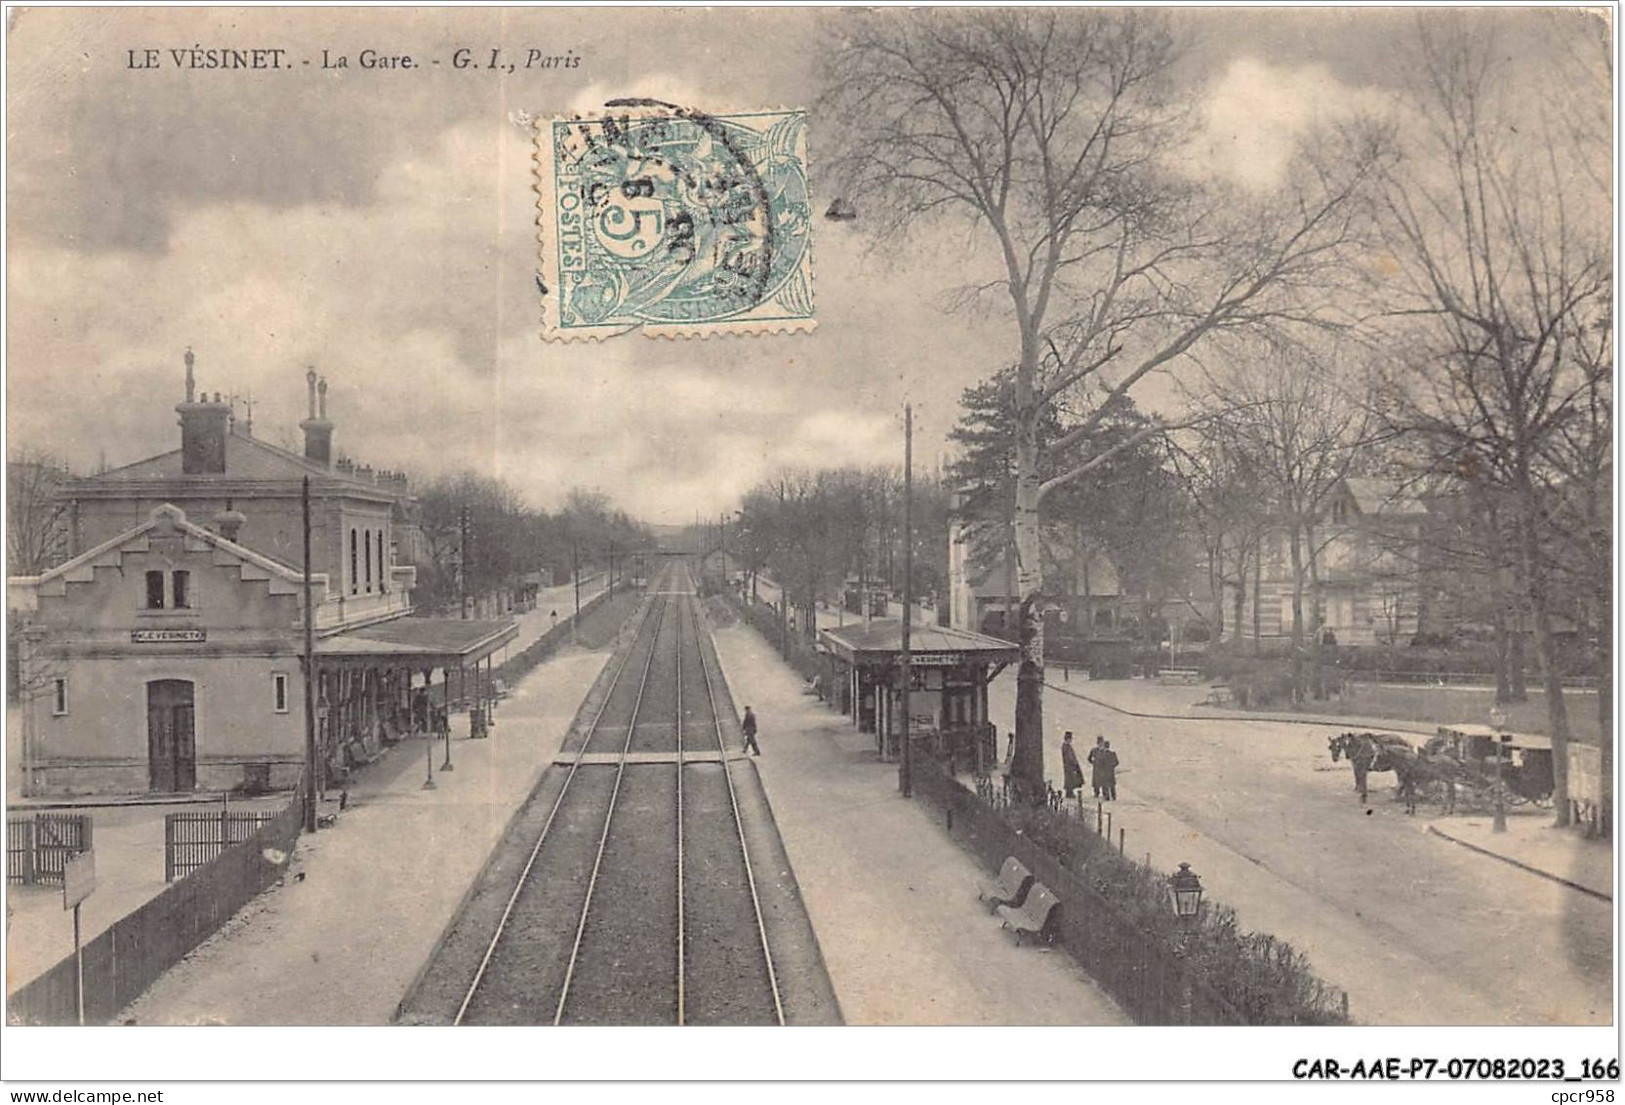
[1000,791,1350,1024]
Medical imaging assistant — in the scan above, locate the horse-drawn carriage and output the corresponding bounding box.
[1328,722,1555,814]
[1430,724,1555,807]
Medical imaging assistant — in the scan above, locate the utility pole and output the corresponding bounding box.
[900,403,914,798]
[572,538,581,642]
[302,476,318,832]
[459,505,469,620]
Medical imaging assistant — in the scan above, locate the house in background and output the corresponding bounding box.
[1225,477,1428,648]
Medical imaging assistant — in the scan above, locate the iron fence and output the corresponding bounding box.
[164,808,282,882]
[6,813,93,885]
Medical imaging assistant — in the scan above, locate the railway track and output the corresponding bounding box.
[450,561,785,1025]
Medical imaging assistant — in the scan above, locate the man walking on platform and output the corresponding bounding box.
[741,705,761,756]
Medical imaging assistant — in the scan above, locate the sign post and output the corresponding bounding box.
[63,849,96,1026]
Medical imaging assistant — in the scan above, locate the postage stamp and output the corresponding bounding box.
[534,103,814,340]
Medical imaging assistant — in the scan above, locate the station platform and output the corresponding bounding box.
[708,618,1127,1025]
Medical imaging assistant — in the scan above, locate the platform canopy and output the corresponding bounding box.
[818,619,1019,668]
[316,617,518,669]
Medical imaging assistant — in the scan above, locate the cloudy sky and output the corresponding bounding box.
[6,6,1604,523]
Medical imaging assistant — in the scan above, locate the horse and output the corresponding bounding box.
[1387,745,1462,815]
[1328,732,1405,804]
[1328,732,1421,807]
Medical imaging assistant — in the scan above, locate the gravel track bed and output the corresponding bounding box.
[681,762,779,1024]
[580,597,668,756]
[557,764,681,1024]
[454,766,618,1024]
[402,566,838,1025]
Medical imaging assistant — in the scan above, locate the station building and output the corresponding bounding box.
[8,353,515,796]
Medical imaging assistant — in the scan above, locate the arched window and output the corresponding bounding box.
[364,527,373,592]
[350,529,359,595]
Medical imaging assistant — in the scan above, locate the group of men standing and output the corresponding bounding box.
[1061,731,1118,801]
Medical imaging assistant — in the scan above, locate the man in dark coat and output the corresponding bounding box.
[1087,735,1106,798]
[741,705,761,756]
[1097,740,1120,801]
[1060,731,1084,798]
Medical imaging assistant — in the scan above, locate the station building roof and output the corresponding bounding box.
[818,619,1019,667]
[317,617,518,668]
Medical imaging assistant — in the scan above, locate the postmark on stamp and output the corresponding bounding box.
[534,102,814,340]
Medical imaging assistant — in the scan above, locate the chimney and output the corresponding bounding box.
[213,499,247,543]
[175,351,230,474]
[300,368,334,467]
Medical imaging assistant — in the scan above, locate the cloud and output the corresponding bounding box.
[7,105,1012,524]
[1189,57,1390,190]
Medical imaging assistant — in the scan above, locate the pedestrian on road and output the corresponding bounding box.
[1087,735,1106,798]
[741,705,761,756]
[1061,732,1084,798]
[550,610,558,633]
[1098,740,1120,801]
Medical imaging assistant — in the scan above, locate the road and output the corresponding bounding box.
[990,674,1612,1025]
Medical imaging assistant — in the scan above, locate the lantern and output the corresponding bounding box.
[1169,862,1203,924]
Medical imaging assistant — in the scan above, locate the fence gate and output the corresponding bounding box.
[6,813,93,885]
[165,809,280,881]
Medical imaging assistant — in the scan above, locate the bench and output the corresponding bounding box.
[1159,668,1202,684]
[977,857,1034,913]
[997,882,1061,946]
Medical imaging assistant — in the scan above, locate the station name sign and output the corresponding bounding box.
[904,652,966,667]
[131,628,207,643]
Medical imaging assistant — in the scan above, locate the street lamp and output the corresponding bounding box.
[1168,861,1203,1025]
[1169,862,1204,927]
[1489,704,1509,833]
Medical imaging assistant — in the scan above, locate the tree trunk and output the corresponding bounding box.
[1508,627,1528,702]
[1518,505,1571,826]
[1494,609,1511,705]
[1306,520,1324,700]
[1012,410,1046,800]
[1231,539,1247,649]
[1597,604,1612,835]
[1251,533,1262,657]
[1288,519,1306,703]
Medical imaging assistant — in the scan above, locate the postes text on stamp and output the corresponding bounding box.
[535,104,814,339]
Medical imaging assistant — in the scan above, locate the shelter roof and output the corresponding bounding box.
[316,617,518,667]
[819,619,1019,665]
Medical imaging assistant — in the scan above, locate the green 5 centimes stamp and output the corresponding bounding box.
[535,102,814,339]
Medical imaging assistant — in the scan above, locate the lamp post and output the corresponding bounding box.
[1169,861,1203,1025]
[1489,704,1509,833]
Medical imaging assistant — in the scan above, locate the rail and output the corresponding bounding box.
[551,592,670,1024]
[693,586,786,1025]
[451,587,664,1025]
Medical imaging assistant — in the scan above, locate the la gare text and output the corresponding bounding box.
[125,47,583,72]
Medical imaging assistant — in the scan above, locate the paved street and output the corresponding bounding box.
[994,674,1612,1025]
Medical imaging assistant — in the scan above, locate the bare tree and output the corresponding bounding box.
[1214,346,1377,699]
[1371,18,1611,825]
[7,448,71,575]
[825,9,1384,795]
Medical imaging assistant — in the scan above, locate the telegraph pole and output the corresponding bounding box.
[572,538,581,642]
[302,476,318,832]
[900,403,914,798]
